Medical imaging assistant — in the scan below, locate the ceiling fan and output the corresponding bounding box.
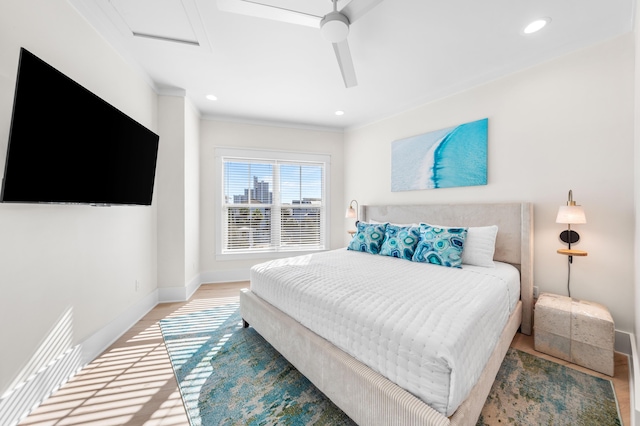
[217,0,385,88]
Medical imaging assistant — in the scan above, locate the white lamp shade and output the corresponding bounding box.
[556,205,587,224]
[345,207,357,219]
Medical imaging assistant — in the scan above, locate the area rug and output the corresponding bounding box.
[478,348,621,426]
[159,302,355,425]
[160,304,622,426]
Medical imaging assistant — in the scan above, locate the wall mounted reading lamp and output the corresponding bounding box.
[345,199,359,221]
[345,199,359,236]
[556,189,587,297]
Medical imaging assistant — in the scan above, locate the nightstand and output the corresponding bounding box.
[534,293,614,376]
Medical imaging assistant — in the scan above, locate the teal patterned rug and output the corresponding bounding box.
[159,303,354,425]
[479,348,621,426]
[159,304,621,426]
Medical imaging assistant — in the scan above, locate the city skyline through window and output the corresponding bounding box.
[224,161,322,205]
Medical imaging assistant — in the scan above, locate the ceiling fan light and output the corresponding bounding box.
[321,12,350,43]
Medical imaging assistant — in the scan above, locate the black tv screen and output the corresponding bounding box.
[1,48,159,206]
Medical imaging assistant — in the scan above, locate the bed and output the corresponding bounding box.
[240,203,533,426]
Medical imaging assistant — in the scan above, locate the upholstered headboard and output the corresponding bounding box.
[361,203,534,335]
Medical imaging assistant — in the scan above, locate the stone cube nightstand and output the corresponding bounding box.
[534,293,614,376]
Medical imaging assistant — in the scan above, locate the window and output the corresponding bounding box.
[215,148,330,258]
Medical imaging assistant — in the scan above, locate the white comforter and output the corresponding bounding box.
[250,248,520,416]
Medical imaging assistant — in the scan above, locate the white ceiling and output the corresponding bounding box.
[69,0,635,130]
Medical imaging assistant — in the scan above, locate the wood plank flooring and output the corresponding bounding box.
[18,282,630,425]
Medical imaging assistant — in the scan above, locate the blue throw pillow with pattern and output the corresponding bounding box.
[347,221,387,254]
[412,224,468,268]
[379,224,420,260]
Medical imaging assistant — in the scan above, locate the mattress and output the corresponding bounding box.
[250,248,520,416]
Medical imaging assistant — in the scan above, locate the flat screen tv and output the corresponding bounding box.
[0,48,159,206]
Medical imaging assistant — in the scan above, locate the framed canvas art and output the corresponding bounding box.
[391,118,488,191]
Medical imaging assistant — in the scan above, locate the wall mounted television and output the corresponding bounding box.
[0,48,159,206]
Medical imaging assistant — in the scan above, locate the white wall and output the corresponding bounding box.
[0,0,158,407]
[185,99,201,288]
[157,96,186,291]
[199,120,344,281]
[633,0,640,423]
[156,95,201,300]
[345,34,635,332]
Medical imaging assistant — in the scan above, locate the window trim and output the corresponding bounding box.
[214,147,331,260]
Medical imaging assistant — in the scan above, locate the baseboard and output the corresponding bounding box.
[158,269,252,296]
[156,272,228,303]
[628,331,639,426]
[80,289,159,365]
[616,329,633,356]
[158,285,189,302]
[200,268,250,284]
[0,289,159,426]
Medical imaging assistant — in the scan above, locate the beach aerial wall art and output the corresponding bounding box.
[391,118,488,191]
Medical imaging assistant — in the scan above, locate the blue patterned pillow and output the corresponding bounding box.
[347,221,387,254]
[379,224,420,260]
[412,224,468,268]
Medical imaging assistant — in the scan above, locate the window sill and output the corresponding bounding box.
[215,248,327,262]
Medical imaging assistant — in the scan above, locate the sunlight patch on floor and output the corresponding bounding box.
[18,325,187,426]
[18,286,245,426]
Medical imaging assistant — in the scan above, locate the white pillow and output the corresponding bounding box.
[369,219,419,227]
[461,225,498,268]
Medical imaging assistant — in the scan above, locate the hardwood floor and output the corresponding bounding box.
[18,282,631,426]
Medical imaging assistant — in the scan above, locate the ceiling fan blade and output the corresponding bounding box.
[340,0,384,23]
[217,0,321,28]
[332,40,357,88]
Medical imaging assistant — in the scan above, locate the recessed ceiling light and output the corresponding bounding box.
[524,17,551,34]
[206,94,218,101]
[335,110,344,116]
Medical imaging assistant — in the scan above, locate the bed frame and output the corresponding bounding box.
[240,203,533,426]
